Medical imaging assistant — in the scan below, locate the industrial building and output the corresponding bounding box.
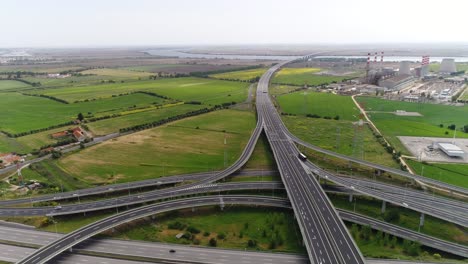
[378,74,415,90]
[398,61,411,75]
[440,59,457,73]
[437,142,465,157]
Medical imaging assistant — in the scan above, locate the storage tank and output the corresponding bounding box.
[440,59,457,73]
[399,61,411,75]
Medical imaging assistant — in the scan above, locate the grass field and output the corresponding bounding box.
[273,68,348,86]
[283,116,398,167]
[0,92,162,134]
[355,96,468,154]
[0,132,29,154]
[209,68,268,81]
[58,109,256,185]
[0,80,30,91]
[87,104,204,135]
[80,68,153,78]
[114,206,305,253]
[405,160,468,188]
[277,91,360,121]
[37,77,249,105]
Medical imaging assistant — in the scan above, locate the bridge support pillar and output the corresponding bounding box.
[349,194,353,203]
[419,213,425,227]
[381,201,386,213]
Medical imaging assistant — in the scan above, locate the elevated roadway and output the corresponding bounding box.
[257,61,365,264]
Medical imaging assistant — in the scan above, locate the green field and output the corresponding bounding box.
[58,109,256,185]
[273,68,348,86]
[277,91,360,121]
[114,206,305,253]
[0,80,30,91]
[405,160,468,188]
[0,92,163,134]
[87,104,204,135]
[356,96,468,153]
[36,77,249,105]
[283,116,398,167]
[80,68,153,78]
[209,68,268,81]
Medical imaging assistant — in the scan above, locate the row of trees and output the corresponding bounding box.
[3,120,75,138]
[119,108,214,133]
[22,93,69,104]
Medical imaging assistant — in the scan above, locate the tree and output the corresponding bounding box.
[77,113,84,121]
[209,238,217,247]
[51,150,62,159]
[447,124,456,130]
[79,142,85,149]
[463,125,468,133]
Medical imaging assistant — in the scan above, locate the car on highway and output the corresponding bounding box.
[169,249,176,253]
[298,152,307,161]
[54,206,62,210]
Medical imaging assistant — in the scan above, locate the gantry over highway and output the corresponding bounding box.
[256,62,366,264]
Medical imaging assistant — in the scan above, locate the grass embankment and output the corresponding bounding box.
[277,91,398,167]
[405,160,468,188]
[273,68,348,86]
[57,109,256,185]
[209,68,268,81]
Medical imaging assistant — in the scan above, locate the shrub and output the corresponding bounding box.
[209,238,217,247]
[217,232,226,239]
[247,239,257,248]
[203,231,210,237]
[187,226,201,234]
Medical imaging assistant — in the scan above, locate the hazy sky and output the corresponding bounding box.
[1,0,467,47]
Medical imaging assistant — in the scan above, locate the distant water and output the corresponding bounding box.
[145,49,301,61]
[315,56,468,63]
[145,49,468,62]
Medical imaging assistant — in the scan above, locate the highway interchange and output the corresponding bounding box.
[4,56,466,263]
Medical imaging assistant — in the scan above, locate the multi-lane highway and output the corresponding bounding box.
[0,169,277,206]
[0,181,283,216]
[17,195,291,264]
[305,161,468,227]
[256,62,365,264]
[4,200,466,264]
